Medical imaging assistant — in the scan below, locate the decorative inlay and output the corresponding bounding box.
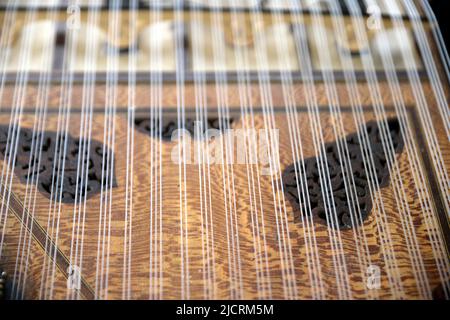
[0,125,116,203]
[283,118,404,229]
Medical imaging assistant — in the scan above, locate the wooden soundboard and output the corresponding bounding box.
[0,0,448,300]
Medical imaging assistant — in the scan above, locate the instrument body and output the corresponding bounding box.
[0,1,448,300]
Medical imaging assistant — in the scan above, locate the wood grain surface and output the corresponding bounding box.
[0,7,449,300]
[0,80,448,299]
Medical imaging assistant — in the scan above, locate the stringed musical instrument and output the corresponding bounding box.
[0,0,448,300]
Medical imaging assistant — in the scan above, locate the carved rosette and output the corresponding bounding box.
[134,115,235,141]
[283,118,404,229]
[0,125,116,204]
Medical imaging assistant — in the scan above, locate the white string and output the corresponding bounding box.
[2,1,43,299]
[208,0,245,299]
[122,0,138,300]
[290,0,352,299]
[174,0,190,300]
[147,2,164,300]
[419,0,450,85]
[67,0,102,300]
[14,3,59,299]
[345,0,432,298]
[249,3,298,299]
[95,0,121,299]
[189,3,218,299]
[380,0,449,299]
